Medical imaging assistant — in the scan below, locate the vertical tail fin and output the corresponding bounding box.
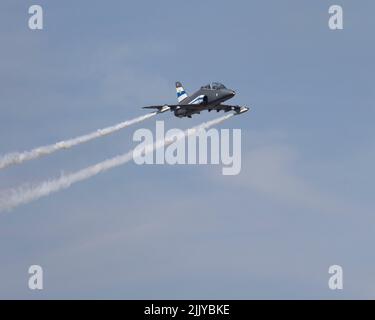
[176,81,188,103]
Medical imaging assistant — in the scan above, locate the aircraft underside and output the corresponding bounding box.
[173,105,248,118]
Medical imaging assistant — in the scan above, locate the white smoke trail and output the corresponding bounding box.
[0,114,234,212]
[0,112,157,170]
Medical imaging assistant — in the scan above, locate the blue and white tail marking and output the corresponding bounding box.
[176,81,188,103]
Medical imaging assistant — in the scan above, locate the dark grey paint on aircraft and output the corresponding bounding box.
[143,82,249,118]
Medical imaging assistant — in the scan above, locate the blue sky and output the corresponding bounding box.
[0,0,374,299]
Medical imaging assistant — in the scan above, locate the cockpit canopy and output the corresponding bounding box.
[201,82,227,90]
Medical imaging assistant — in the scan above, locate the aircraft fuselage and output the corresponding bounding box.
[174,86,236,118]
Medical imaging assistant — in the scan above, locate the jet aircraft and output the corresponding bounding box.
[143,82,249,118]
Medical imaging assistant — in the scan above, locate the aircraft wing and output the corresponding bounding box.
[143,104,249,115]
[143,104,203,113]
[212,104,249,114]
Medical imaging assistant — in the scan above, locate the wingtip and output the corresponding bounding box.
[235,106,249,115]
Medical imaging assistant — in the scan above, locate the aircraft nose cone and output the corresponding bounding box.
[228,89,236,97]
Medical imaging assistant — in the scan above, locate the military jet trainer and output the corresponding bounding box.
[143,82,249,118]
